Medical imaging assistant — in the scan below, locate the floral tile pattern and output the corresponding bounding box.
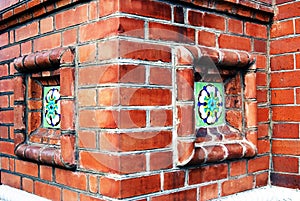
[195,82,225,127]
[43,86,61,128]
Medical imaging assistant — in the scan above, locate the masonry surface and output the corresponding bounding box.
[0,0,299,201]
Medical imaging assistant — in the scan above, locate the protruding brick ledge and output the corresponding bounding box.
[177,0,273,22]
[192,141,256,164]
[176,46,255,69]
[14,47,74,72]
[177,125,257,165]
[15,134,75,168]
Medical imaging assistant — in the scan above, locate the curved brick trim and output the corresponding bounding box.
[177,125,257,166]
[14,132,76,169]
[190,141,256,165]
[15,142,75,168]
[176,46,255,69]
[14,47,74,72]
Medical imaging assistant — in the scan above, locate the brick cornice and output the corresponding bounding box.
[172,0,273,22]
[14,47,75,72]
[0,0,82,31]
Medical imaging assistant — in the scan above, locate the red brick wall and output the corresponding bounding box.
[270,0,300,188]
[0,0,274,200]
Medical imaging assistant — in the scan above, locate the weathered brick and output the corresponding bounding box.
[79,151,146,174]
[245,22,267,39]
[89,174,98,193]
[271,20,294,38]
[226,110,242,131]
[15,22,38,42]
[257,72,267,86]
[33,33,61,51]
[100,174,161,198]
[273,106,300,121]
[1,172,20,189]
[40,165,53,181]
[119,0,171,20]
[80,17,144,42]
[63,189,78,201]
[0,110,14,124]
[78,89,96,106]
[78,43,96,63]
[0,45,20,61]
[79,65,119,85]
[79,194,104,201]
[230,160,247,176]
[149,22,194,43]
[222,176,254,196]
[176,68,194,101]
[219,34,251,51]
[163,171,185,190]
[257,139,270,154]
[56,168,87,190]
[15,159,38,177]
[152,189,197,201]
[276,2,300,20]
[177,105,194,136]
[0,32,8,47]
[271,173,300,189]
[100,131,172,151]
[98,87,119,106]
[55,4,88,29]
[119,40,171,62]
[272,140,300,155]
[188,10,203,26]
[200,184,219,201]
[257,107,269,123]
[150,67,172,86]
[150,109,173,127]
[248,156,269,173]
[120,88,171,106]
[254,39,267,53]
[198,30,216,47]
[189,163,228,184]
[22,177,33,193]
[79,110,117,128]
[35,181,61,201]
[270,37,300,54]
[256,172,268,187]
[271,89,294,104]
[228,18,243,34]
[0,95,9,108]
[78,130,97,149]
[150,151,173,171]
[203,13,226,31]
[40,17,53,34]
[273,156,298,173]
[271,55,294,71]
[174,6,184,23]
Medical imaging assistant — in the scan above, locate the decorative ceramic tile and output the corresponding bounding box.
[43,86,61,128]
[195,82,225,127]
